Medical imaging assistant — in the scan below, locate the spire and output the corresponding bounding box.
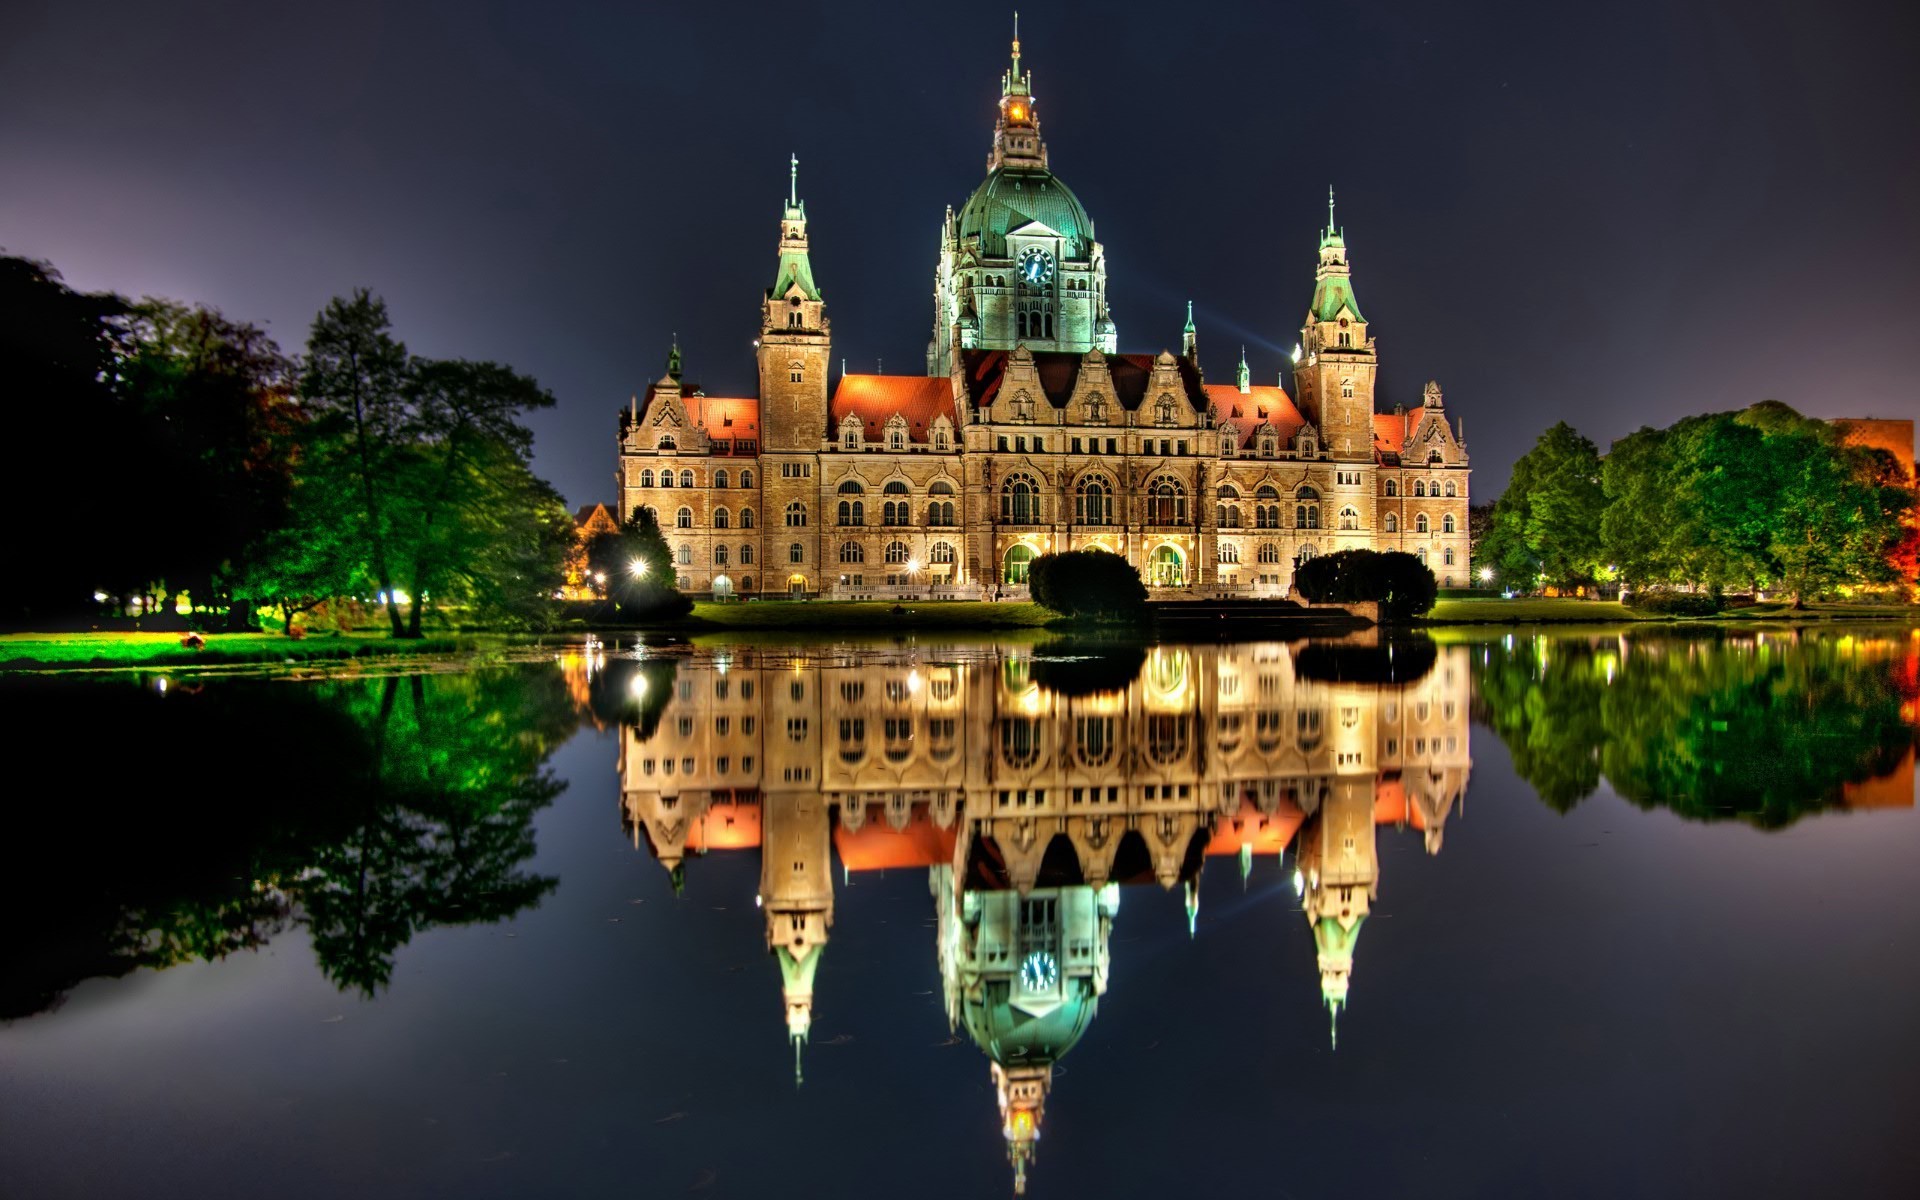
[989,21,1045,170]
[1327,185,1337,236]
[766,154,823,327]
[666,337,682,383]
[1329,999,1342,1051]
[1181,301,1197,359]
[1010,11,1021,80]
[1184,877,1199,939]
[1236,345,1251,394]
[789,152,798,209]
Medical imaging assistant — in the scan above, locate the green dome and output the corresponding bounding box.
[960,980,1098,1067]
[957,167,1095,260]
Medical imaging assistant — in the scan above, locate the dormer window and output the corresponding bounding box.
[789,360,804,383]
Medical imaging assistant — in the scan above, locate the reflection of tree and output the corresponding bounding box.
[1,667,576,1019]
[1474,632,1918,826]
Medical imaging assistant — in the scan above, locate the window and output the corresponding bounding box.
[1384,512,1398,533]
[1339,506,1358,531]
[714,469,729,489]
[1217,503,1241,528]
[785,502,807,527]
[676,506,693,528]
[930,541,956,564]
[837,499,864,526]
[1258,542,1280,564]
[839,541,864,564]
[885,541,909,564]
[714,507,729,529]
[789,360,803,383]
[1443,513,1456,534]
[659,436,676,451]
[933,426,949,451]
[928,499,955,525]
[680,469,694,488]
[1221,432,1236,456]
[676,544,691,564]
[789,542,804,564]
[658,470,673,489]
[1443,546,1456,566]
[888,427,906,450]
[1075,475,1112,525]
[842,424,860,451]
[1444,480,1457,497]
[741,544,754,564]
[1416,513,1429,534]
[1218,542,1241,564]
[1417,548,1429,565]
[1340,378,1354,399]
[1414,480,1427,497]
[1147,477,1187,525]
[1385,479,1397,497]
[638,468,654,487]
[714,545,728,565]
[741,507,755,529]
[1297,504,1319,530]
[740,469,754,488]
[1001,474,1040,524]
[1154,394,1176,426]
[1260,435,1276,457]
[779,463,810,479]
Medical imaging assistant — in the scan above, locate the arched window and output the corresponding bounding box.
[1384,479,1397,497]
[1385,512,1398,533]
[1416,548,1429,565]
[658,471,673,489]
[714,469,728,489]
[1148,477,1187,525]
[1416,513,1430,534]
[741,545,754,564]
[1258,542,1280,564]
[930,480,955,496]
[680,469,694,488]
[740,507,755,529]
[884,500,910,526]
[1260,435,1276,457]
[1155,394,1177,426]
[928,500,955,525]
[1443,513,1456,534]
[739,469,753,488]
[714,507,730,529]
[714,545,729,566]
[933,425,950,450]
[1010,392,1034,423]
[1413,480,1427,497]
[1299,544,1317,562]
[1220,431,1236,456]
[789,542,804,564]
[888,426,906,450]
[676,544,691,564]
[837,499,864,526]
[1001,474,1040,524]
[1075,475,1112,525]
[842,423,860,451]
[1217,484,1241,500]
[1429,478,1442,495]
[658,436,676,451]
[885,541,909,564]
[1254,485,1281,530]
[1444,480,1456,498]
[1443,546,1456,566]
[1339,506,1359,531]
[930,541,956,564]
[883,480,908,495]
[1297,504,1319,530]
[676,506,693,529]
[1219,542,1241,564]
[638,468,654,487]
[839,542,864,563]
[838,479,864,494]
[785,502,807,527]
[1217,504,1242,528]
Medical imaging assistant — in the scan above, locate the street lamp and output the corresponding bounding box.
[628,559,648,579]
[1479,567,1494,584]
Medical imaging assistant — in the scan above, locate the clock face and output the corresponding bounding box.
[1018,247,1055,287]
[1019,950,1059,991]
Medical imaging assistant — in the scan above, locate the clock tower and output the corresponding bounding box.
[759,155,830,455]
[1292,189,1377,463]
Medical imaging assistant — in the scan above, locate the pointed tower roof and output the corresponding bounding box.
[1310,186,1366,323]
[769,154,822,302]
[777,943,822,1086]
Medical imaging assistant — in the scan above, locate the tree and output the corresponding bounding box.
[300,290,413,636]
[1292,549,1437,621]
[1026,549,1147,620]
[586,508,689,620]
[1479,422,1605,590]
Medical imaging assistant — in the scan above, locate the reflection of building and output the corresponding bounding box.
[614,29,1471,602]
[615,639,1472,1192]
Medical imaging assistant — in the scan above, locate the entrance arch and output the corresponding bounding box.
[711,575,733,600]
[1149,544,1186,588]
[1003,544,1037,585]
[787,574,807,597]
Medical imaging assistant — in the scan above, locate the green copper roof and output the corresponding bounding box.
[1311,273,1365,324]
[957,167,1094,259]
[1313,914,1366,958]
[960,980,1097,1067]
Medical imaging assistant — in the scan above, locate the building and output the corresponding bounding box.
[616,32,1471,600]
[558,502,620,599]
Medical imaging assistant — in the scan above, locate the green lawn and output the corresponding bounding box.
[0,630,505,672]
[687,599,1054,631]
[1422,597,1644,624]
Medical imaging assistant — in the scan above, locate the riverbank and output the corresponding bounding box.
[0,631,520,672]
[1420,597,1920,625]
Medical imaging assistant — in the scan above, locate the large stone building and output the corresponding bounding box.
[617,34,1470,600]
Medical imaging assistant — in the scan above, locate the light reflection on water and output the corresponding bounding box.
[2,626,1917,1198]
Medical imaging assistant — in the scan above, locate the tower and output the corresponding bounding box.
[759,154,831,454]
[1293,188,1377,462]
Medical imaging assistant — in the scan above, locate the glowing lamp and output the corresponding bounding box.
[629,559,648,578]
[1010,1110,1035,1135]
[1478,567,1494,583]
[1010,104,1026,121]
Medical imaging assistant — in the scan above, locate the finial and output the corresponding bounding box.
[1239,344,1247,365]
[792,1033,804,1088]
[1329,1001,1341,1051]
[1327,185,1336,233]
[1184,299,1195,331]
[1011,11,1021,75]
[789,153,798,208]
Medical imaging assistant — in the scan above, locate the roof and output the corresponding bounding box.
[1311,271,1365,324]
[573,503,619,533]
[829,374,957,442]
[1372,410,1414,462]
[1203,384,1306,447]
[957,166,1095,259]
[629,381,760,446]
[961,349,1206,413]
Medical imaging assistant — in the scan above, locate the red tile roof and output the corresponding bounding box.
[961,349,1208,413]
[829,374,957,441]
[689,394,760,443]
[1203,384,1305,448]
[1372,410,1414,462]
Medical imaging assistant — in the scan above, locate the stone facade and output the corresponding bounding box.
[616,38,1471,600]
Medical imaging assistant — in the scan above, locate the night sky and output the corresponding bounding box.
[5,0,1917,506]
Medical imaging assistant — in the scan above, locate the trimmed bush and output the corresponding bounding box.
[1293,549,1438,622]
[1623,589,1722,616]
[1028,550,1148,620]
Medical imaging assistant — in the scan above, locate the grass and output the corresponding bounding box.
[685,599,1055,631]
[0,630,513,672]
[1422,597,1643,624]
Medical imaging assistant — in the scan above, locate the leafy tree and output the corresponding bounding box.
[1479,422,1605,590]
[1027,549,1147,620]
[300,290,413,635]
[586,508,689,621]
[1292,549,1437,621]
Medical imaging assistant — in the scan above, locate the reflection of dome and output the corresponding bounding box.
[957,167,1094,260]
[960,977,1098,1067]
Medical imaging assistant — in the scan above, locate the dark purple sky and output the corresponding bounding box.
[5,0,1917,506]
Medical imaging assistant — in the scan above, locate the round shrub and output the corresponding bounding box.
[1292,549,1438,621]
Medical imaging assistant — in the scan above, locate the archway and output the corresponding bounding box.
[711,575,733,600]
[787,574,807,597]
[1149,545,1185,588]
[1003,544,1037,585]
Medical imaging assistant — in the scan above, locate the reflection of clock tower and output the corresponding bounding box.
[1293,189,1377,463]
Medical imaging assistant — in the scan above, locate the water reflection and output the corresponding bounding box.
[1471,627,1920,826]
[616,636,1471,1192]
[2,669,578,1020]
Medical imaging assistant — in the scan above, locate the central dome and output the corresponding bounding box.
[956,167,1095,260]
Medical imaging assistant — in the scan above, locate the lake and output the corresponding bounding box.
[3,626,1918,1198]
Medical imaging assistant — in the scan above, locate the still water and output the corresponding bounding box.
[3,628,1918,1197]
